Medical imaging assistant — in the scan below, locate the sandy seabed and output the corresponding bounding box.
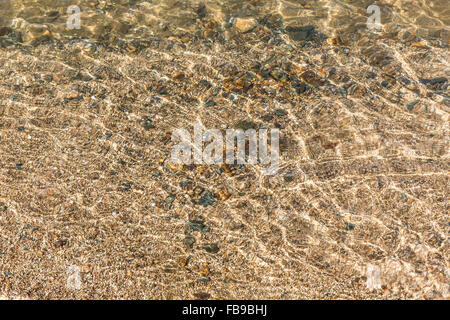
[0,1,449,300]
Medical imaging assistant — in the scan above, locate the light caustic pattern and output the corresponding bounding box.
[0,0,448,300]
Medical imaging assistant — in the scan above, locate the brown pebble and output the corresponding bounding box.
[168,162,183,170]
[194,292,211,300]
[411,41,427,48]
[23,24,51,43]
[178,257,189,268]
[0,27,12,36]
[200,262,210,276]
[218,190,231,201]
[54,239,67,248]
[173,72,185,80]
[234,18,257,33]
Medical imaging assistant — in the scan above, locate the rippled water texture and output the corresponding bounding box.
[0,1,448,299]
[1,0,449,41]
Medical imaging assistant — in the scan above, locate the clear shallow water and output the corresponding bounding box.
[0,0,449,42]
[0,1,448,300]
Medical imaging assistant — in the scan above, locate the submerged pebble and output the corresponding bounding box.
[183,236,196,248]
[202,243,219,254]
[407,100,420,111]
[234,18,257,33]
[198,192,215,207]
[185,220,210,233]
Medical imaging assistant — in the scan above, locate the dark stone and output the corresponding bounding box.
[165,195,175,205]
[193,292,211,300]
[198,192,215,207]
[121,183,131,191]
[430,77,447,85]
[420,77,447,85]
[294,82,308,94]
[328,68,337,77]
[185,220,210,233]
[301,70,322,85]
[234,120,257,130]
[142,116,155,130]
[196,3,207,19]
[198,277,211,283]
[259,13,284,30]
[381,80,389,87]
[199,79,210,87]
[284,176,294,182]
[54,239,68,248]
[173,72,185,80]
[251,62,262,71]
[183,236,196,248]
[270,68,288,81]
[210,87,220,96]
[346,222,355,231]
[0,27,12,37]
[342,75,351,83]
[366,72,377,79]
[202,243,219,254]
[274,109,287,117]
[407,100,420,111]
[179,181,192,188]
[260,69,270,77]
[402,31,411,40]
[204,100,215,107]
[15,163,23,170]
[399,77,411,85]
[229,222,244,231]
[241,74,255,90]
[286,25,316,41]
[47,10,59,19]
[157,86,169,94]
[73,71,93,82]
